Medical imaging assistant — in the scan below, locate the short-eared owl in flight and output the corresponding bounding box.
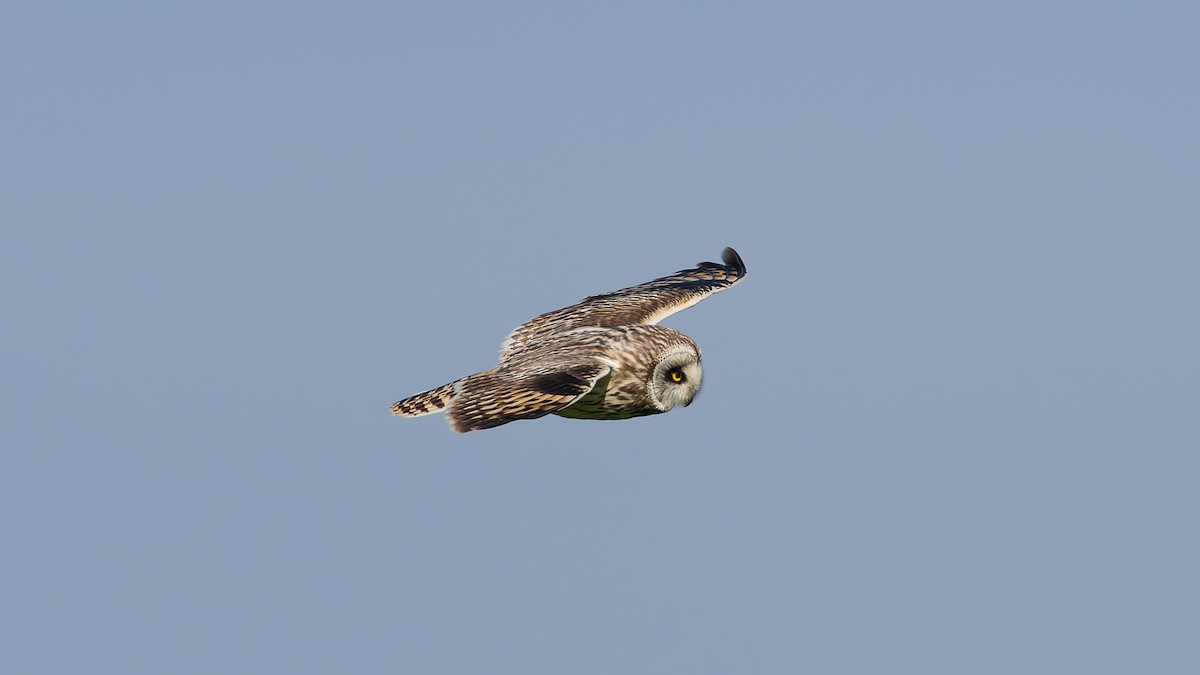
[390,247,747,433]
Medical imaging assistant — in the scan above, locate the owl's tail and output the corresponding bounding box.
[390,380,460,418]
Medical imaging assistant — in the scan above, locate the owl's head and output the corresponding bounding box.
[649,344,703,411]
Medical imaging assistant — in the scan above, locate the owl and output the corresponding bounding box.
[390,247,747,432]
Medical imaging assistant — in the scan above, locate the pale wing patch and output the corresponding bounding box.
[641,292,711,326]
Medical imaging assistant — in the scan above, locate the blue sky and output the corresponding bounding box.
[3,2,1198,673]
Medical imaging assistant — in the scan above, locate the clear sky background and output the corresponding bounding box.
[3,2,1198,673]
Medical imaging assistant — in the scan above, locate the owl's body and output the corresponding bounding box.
[391,248,746,433]
[543,325,700,421]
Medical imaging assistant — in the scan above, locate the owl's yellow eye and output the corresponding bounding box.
[669,369,685,383]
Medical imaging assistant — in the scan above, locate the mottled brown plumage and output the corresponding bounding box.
[390,247,747,433]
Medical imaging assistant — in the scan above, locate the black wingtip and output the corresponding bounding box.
[720,247,746,276]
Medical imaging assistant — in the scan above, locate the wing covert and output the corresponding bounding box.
[446,361,612,432]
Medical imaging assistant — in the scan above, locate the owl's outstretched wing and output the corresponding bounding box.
[500,247,746,359]
[442,360,613,433]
